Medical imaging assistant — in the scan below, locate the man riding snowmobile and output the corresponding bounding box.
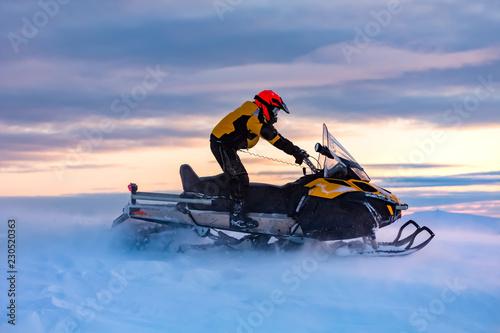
[210,90,307,229]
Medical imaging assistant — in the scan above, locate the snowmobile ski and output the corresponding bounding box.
[329,220,435,256]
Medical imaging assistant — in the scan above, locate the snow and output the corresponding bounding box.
[0,198,499,333]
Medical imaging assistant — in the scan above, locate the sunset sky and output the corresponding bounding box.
[1,0,499,217]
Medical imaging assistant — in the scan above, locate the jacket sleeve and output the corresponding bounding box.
[248,120,297,155]
[272,136,297,155]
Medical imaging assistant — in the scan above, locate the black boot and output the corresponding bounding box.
[230,200,259,229]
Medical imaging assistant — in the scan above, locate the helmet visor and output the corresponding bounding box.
[280,100,290,114]
[272,106,280,117]
[268,106,280,124]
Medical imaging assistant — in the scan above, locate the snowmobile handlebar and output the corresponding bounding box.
[303,155,317,174]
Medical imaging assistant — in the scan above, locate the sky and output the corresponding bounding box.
[1,0,499,217]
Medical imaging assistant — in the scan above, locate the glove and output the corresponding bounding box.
[292,147,308,165]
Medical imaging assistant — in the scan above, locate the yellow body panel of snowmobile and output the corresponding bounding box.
[305,179,356,199]
[305,178,401,203]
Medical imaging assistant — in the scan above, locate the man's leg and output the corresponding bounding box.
[210,141,258,229]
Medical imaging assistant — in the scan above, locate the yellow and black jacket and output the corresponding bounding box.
[211,101,297,155]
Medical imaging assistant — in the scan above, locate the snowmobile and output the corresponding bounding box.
[113,124,434,255]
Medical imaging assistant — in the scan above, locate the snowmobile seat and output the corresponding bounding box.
[180,164,232,197]
[179,164,306,214]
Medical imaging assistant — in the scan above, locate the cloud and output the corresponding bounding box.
[2,0,499,65]
[374,170,500,188]
[0,163,122,174]
[1,0,500,200]
[0,122,206,155]
[0,116,212,173]
[146,44,500,95]
[365,163,461,170]
[405,192,500,210]
[2,0,499,130]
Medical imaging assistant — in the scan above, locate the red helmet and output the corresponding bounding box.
[254,90,290,123]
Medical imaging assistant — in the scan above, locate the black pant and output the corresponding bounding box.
[210,139,249,202]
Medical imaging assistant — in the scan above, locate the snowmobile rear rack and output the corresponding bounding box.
[127,182,213,206]
[131,191,213,205]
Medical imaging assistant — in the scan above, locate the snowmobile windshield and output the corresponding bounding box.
[321,124,371,182]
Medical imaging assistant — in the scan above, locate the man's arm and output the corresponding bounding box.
[251,120,306,164]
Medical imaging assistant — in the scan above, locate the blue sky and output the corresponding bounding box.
[1,0,499,217]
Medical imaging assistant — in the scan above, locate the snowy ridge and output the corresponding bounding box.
[406,209,500,233]
[0,208,499,332]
